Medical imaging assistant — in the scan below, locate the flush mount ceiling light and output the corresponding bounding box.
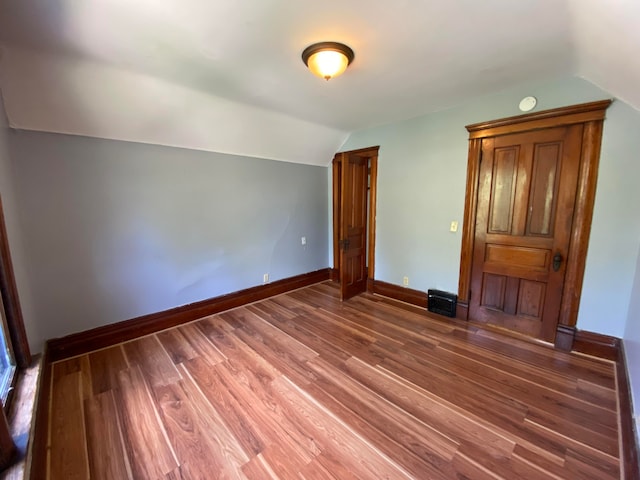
[301,42,354,81]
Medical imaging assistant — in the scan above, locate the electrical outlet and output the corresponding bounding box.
[263,273,269,284]
[301,236,307,245]
[403,276,409,287]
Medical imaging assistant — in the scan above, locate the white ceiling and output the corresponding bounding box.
[0,0,638,165]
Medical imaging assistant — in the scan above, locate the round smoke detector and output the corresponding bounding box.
[519,96,537,112]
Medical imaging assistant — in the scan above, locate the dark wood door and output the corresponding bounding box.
[339,151,369,300]
[469,125,583,341]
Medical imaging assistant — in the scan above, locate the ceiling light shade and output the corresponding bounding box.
[301,42,354,81]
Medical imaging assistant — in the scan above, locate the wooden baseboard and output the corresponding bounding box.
[47,269,330,362]
[369,279,427,308]
[618,342,640,480]
[573,329,620,361]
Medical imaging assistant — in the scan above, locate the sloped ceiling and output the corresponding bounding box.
[0,0,638,166]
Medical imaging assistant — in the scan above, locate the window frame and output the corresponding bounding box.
[0,196,31,408]
[0,292,17,405]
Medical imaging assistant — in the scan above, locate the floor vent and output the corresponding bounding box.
[427,289,457,318]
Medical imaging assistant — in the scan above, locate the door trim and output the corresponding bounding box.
[332,146,379,288]
[457,100,611,347]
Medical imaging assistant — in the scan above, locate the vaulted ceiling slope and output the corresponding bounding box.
[0,0,638,166]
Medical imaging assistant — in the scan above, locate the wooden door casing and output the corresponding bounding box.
[458,100,611,348]
[469,126,582,341]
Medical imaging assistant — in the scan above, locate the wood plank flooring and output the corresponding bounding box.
[45,282,623,479]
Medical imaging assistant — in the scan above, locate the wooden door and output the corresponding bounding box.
[469,125,583,341]
[338,151,369,300]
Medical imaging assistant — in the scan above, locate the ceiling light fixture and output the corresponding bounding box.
[301,42,354,81]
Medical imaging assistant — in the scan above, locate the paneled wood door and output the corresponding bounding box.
[459,100,611,347]
[338,151,369,300]
[333,146,378,301]
[469,125,584,341]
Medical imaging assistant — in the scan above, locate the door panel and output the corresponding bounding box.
[480,274,506,310]
[469,125,583,341]
[488,146,518,234]
[517,280,545,318]
[527,143,561,236]
[339,152,368,300]
[485,244,549,269]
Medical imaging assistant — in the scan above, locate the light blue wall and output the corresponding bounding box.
[0,91,39,351]
[8,131,329,349]
[581,100,640,336]
[341,76,640,339]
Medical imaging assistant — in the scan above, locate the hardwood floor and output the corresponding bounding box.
[45,282,623,479]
